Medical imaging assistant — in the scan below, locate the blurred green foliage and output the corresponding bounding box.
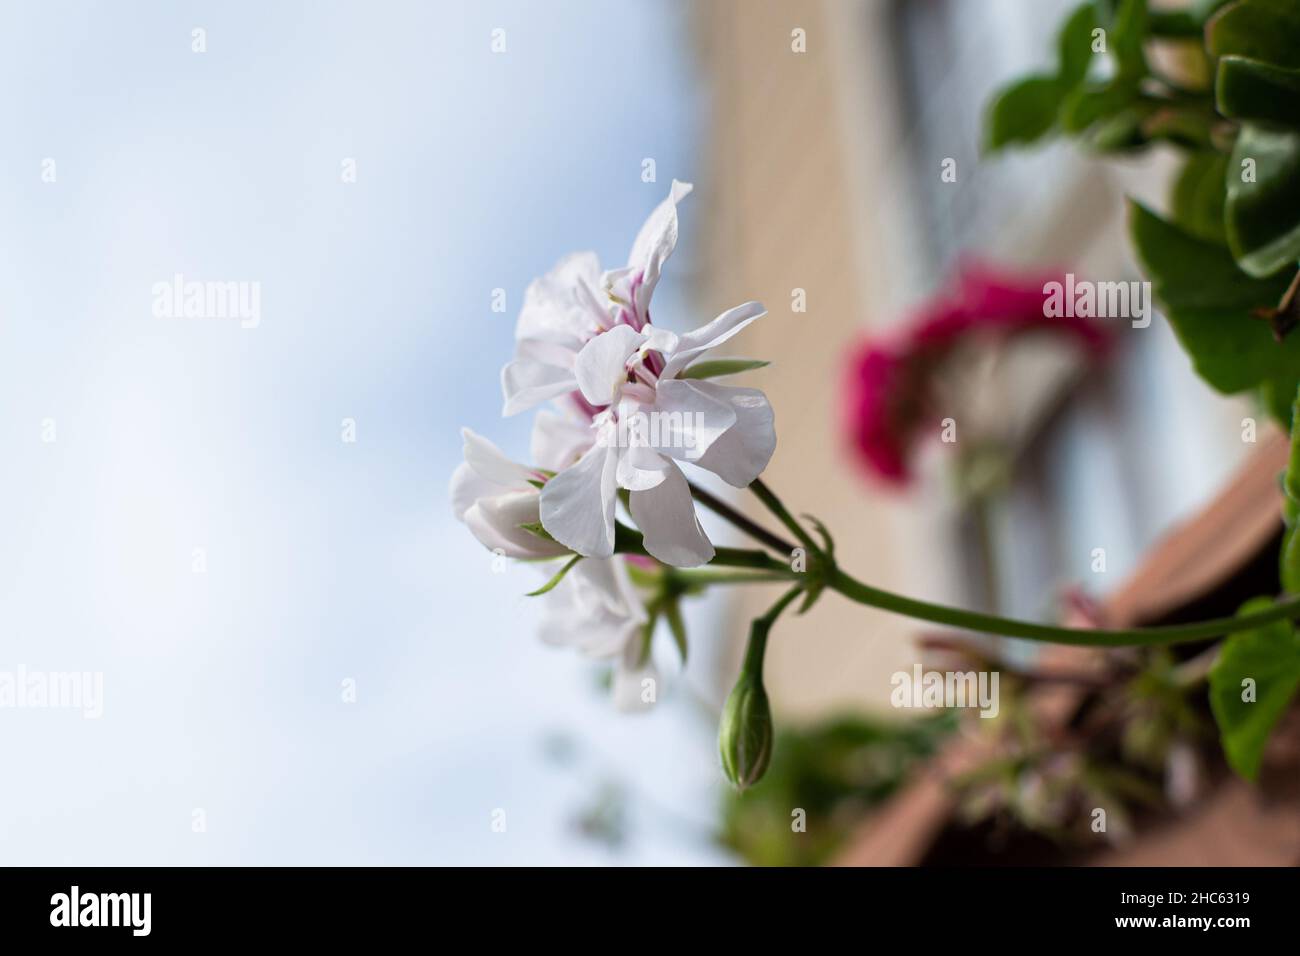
[718,713,955,866]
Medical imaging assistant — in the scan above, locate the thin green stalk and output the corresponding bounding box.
[616,516,1300,650]
[742,585,805,679]
[826,567,1300,648]
[749,478,819,554]
[688,481,794,556]
[670,568,799,586]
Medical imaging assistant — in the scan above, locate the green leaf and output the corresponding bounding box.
[1089,106,1149,151]
[1109,0,1150,79]
[1262,370,1300,427]
[1060,81,1140,133]
[636,608,659,667]
[525,554,582,596]
[1225,123,1300,278]
[1208,0,1300,69]
[1142,108,1217,150]
[801,513,836,558]
[796,581,824,615]
[1148,10,1202,37]
[1209,596,1300,780]
[518,521,557,543]
[678,358,770,380]
[1282,384,1300,593]
[663,598,688,664]
[1171,151,1228,242]
[1217,56,1300,126]
[984,75,1063,151]
[1129,201,1297,392]
[1058,3,1099,88]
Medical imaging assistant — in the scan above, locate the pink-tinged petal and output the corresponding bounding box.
[661,301,766,379]
[629,461,714,567]
[686,382,776,487]
[574,324,645,407]
[461,427,533,488]
[517,251,607,349]
[626,180,692,321]
[501,359,578,417]
[530,408,595,472]
[647,379,737,461]
[465,491,570,559]
[539,441,619,557]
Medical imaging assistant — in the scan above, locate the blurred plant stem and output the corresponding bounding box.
[614,479,1300,649]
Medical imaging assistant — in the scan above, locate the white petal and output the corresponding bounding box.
[450,461,500,521]
[640,324,678,355]
[464,491,569,559]
[539,440,619,557]
[574,324,644,408]
[539,558,646,657]
[530,408,595,472]
[629,461,714,567]
[686,382,777,487]
[461,427,533,488]
[516,251,607,349]
[661,301,766,380]
[626,180,692,322]
[615,442,670,491]
[646,379,737,462]
[501,359,578,417]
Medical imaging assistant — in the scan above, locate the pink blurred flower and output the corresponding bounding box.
[843,261,1112,486]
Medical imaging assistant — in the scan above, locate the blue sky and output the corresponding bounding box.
[0,0,734,864]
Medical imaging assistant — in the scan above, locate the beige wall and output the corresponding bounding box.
[693,0,924,719]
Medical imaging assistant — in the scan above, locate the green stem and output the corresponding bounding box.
[742,585,805,680]
[688,481,794,556]
[616,522,787,573]
[617,519,1300,650]
[826,566,1300,648]
[671,568,798,586]
[749,478,819,554]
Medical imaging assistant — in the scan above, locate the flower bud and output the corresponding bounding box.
[718,675,773,790]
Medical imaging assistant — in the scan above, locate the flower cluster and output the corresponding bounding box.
[452,181,775,706]
[842,261,1112,485]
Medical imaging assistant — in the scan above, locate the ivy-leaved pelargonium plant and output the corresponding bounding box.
[457,48,1300,786]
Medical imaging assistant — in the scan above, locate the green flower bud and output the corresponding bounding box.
[718,675,774,790]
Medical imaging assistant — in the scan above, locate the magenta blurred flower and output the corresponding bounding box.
[843,261,1112,485]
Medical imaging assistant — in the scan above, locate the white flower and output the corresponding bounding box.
[449,427,657,711]
[538,556,657,713]
[538,302,776,567]
[450,428,570,560]
[500,180,693,418]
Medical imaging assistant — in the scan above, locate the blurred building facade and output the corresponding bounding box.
[690,0,1265,718]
